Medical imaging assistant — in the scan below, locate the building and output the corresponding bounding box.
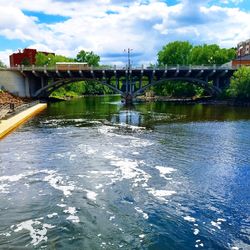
[237,39,250,57]
[232,54,250,67]
[232,39,250,67]
[9,48,54,67]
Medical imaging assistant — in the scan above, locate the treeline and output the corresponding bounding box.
[157,41,236,66]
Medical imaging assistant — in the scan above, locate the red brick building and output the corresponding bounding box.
[232,54,250,67]
[9,48,54,67]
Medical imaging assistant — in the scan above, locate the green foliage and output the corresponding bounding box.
[76,50,100,66]
[0,60,6,68]
[158,41,236,66]
[156,41,237,98]
[35,53,74,66]
[153,81,200,97]
[227,67,250,100]
[158,41,193,66]
[21,57,31,66]
[50,81,114,98]
[189,44,236,65]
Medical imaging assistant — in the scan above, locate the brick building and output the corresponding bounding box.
[232,39,250,67]
[9,48,54,67]
[237,39,250,57]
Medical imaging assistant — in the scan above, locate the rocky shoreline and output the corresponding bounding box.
[0,91,32,107]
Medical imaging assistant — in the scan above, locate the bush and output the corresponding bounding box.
[227,67,250,100]
[153,81,205,98]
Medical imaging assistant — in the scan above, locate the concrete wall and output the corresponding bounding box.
[0,70,28,97]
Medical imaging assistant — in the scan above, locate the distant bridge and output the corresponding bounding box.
[2,65,237,102]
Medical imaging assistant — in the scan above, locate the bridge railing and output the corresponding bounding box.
[7,64,238,71]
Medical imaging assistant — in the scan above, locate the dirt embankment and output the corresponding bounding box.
[0,91,31,107]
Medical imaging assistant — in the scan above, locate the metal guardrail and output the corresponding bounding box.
[6,64,238,72]
[2,101,40,120]
[0,103,14,120]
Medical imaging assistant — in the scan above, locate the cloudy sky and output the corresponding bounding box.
[0,0,250,66]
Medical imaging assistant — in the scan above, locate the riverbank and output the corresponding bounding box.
[0,91,31,106]
[135,95,250,106]
[0,103,47,139]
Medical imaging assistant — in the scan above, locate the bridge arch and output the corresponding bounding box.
[133,77,221,97]
[34,78,124,98]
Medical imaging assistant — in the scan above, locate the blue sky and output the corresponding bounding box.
[0,0,250,66]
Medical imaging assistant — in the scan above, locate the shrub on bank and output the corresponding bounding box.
[227,67,250,100]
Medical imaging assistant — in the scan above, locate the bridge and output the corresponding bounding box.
[1,65,236,103]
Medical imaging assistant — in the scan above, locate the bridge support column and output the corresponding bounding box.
[139,77,142,90]
[124,93,133,104]
[213,77,220,89]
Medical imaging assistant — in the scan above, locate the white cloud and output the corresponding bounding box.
[0,0,250,66]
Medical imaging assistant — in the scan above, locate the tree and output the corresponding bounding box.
[158,41,193,66]
[0,60,6,68]
[189,44,236,65]
[21,57,31,66]
[35,53,74,66]
[227,66,250,100]
[76,50,100,66]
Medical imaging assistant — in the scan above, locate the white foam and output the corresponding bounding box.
[57,204,67,208]
[0,232,11,237]
[44,173,74,197]
[211,221,221,230]
[84,189,98,201]
[217,218,226,222]
[47,213,58,219]
[95,184,103,189]
[66,215,80,223]
[103,152,151,187]
[109,216,115,221]
[0,174,25,182]
[0,184,9,193]
[148,189,176,200]
[64,207,80,223]
[183,216,196,223]
[13,219,54,246]
[193,229,199,235]
[64,207,76,215]
[135,207,149,220]
[155,166,177,175]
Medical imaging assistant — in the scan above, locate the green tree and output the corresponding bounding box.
[0,60,6,68]
[158,41,193,66]
[21,57,31,66]
[227,66,250,100]
[35,53,74,66]
[189,44,236,65]
[76,50,100,66]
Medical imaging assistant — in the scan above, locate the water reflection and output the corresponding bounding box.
[0,96,250,249]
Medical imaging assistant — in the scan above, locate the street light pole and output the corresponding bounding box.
[124,48,133,70]
[239,45,243,67]
[124,48,133,100]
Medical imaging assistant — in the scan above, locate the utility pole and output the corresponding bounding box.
[124,48,133,71]
[124,48,133,103]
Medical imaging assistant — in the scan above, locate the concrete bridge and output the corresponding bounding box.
[0,65,236,102]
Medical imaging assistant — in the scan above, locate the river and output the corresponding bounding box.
[0,96,250,249]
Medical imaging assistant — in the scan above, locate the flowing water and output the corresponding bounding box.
[0,96,250,249]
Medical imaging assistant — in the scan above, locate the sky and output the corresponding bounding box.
[0,0,250,66]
